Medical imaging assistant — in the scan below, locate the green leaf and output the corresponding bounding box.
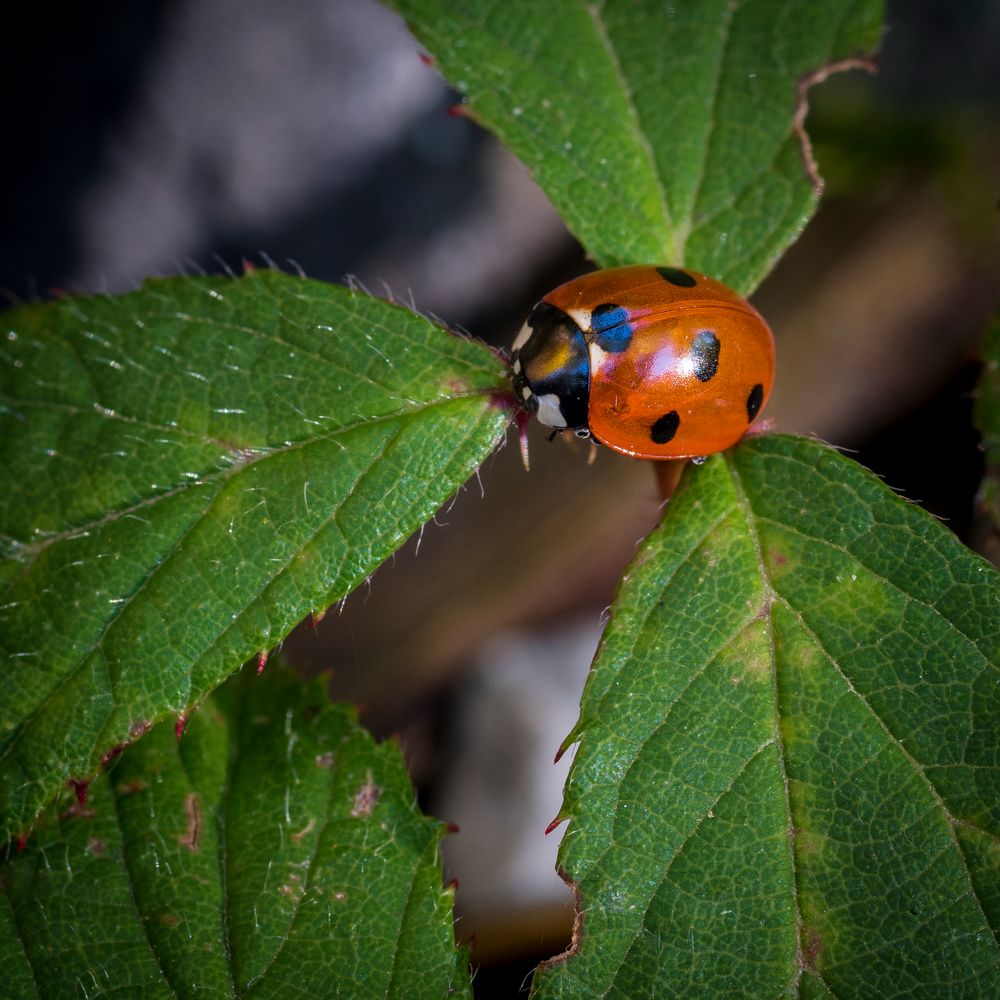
[0,662,471,999]
[0,272,509,842]
[389,0,884,293]
[533,435,1000,998]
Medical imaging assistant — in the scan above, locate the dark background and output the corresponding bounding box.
[4,1,998,993]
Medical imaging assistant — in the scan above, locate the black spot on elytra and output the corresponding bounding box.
[747,383,764,422]
[691,330,720,382]
[650,410,680,444]
[590,303,633,352]
[656,266,697,288]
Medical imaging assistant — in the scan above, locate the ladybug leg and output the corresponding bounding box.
[651,458,688,503]
[515,409,532,471]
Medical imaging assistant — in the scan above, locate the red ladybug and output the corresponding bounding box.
[510,265,775,460]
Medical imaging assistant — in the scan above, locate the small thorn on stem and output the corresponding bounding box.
[554,745,566,764]
[308,607,327,629]
[544,816,566,836]
[175,715,188,741]
[445,821,461,834]
[257,650,268,675]
[16,835,27,853]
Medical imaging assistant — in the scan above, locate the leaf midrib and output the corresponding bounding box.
[2,391,502,569]
[724,452,809,996]
[724,450,1000,970]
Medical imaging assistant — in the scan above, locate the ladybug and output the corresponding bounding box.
[510,265,775,460]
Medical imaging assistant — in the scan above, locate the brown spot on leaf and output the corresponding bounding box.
[351,771,381,818]
[161,913,181,928]
[799,926,823,972]
[116,778,149,797]
[61,794,97,820]
[314,751,336,768]
[86,837,106,856]
[178,793,201,852]
[291,817,316,843]
[100,743,127,768]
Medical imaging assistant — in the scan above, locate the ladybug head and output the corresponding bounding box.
[510,302,589,431]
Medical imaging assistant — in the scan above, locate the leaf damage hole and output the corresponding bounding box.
[535,868,584,974]
[178,792,202,852]
[351,771,381,817]
[795,57,878,191]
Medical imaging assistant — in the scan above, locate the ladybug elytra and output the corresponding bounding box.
[511,265,775,460]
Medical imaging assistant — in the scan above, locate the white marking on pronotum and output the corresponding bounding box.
[535,393,567,428]
[511,322,533,352]
[566,307,592,332]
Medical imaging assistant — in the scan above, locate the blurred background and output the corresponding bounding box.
[4,1,998,993]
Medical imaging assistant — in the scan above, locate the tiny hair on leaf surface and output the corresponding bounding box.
[0,661,472,999]
[0,270,509,842]
[389,0,884,295]
[532,435,1000,998]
